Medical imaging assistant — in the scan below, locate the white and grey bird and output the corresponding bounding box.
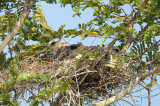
[109,46,120,53]
[47,38,120,60]
[47,38,64,59]
[47,38,63,51]
[47,38,82,60]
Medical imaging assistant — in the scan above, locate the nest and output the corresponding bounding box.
[0,45,135,104]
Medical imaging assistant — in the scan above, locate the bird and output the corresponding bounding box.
[47,38,83,60]
[109,46,120,53]
[47,38,63,52]
[47,38,63,59]
[47,38,120,60]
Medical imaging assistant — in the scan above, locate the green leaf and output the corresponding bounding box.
[17,73,38,81]
[105,63,115,68]
[39,74,51,82]
[78,24,81,29]
[58,79,73,92]
[76,54,83,59]
[151,79,157,88]
[30,100,39,106]
[10,100,20,106]
[88,57,97,60]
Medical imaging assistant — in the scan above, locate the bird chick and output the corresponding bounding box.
[47,38,63,58]
[47,38,63,51]
[109,46,120,53]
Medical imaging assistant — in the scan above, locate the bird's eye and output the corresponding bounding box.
[50,42,56,46]
[113,49,119,52]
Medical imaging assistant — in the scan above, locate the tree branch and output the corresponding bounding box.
[121,0,151,53]
[104,38,118,53]
[92,38,117,68]
[90,65,160,106]
[0,0,36,54]
[128,0,149,25]
[121,23,150,53]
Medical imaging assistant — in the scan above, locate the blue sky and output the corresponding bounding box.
[38,1,113,46]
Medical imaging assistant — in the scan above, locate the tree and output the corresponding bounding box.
[0,0,160,105]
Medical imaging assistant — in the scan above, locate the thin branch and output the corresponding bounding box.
[129,2,135,18]
[148,87,151,106]
[92,38,117,68]
[119,6,128,22]
[121,23,150,53]
[128,0,149,25]
[104,38,118,53]
[120,99,134,106]
[131,92,160,99]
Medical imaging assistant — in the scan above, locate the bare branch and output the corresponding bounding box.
[104,38,118,53]
[119,6,128,22]
[90,65,160,106]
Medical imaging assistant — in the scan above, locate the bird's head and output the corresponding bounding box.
[47,38,63,51]
[112,46,120,53]
[109,46,120,53]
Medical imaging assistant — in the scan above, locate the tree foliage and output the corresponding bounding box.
[0,0,160,105]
